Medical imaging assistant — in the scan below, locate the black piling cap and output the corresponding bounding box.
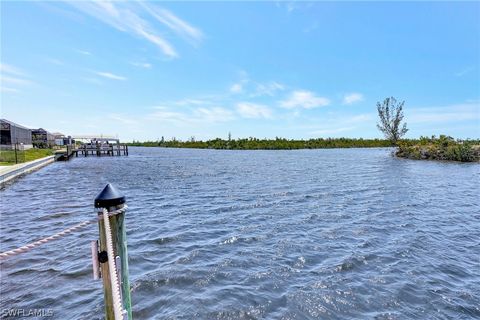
[94,183,126,208]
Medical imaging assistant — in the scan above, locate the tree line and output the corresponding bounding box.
[128,137,393,149]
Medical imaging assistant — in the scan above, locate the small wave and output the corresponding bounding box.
[149,235,178,245]
[335,255,370,272]
[293,256,306,269]
[221,236,238,245]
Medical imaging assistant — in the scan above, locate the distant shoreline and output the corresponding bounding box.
[128,138,393,150]
[127,137,480,163]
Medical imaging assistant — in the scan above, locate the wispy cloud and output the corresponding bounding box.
[46,58,64,65]
[94,71,127,81]
[156,95,227,109]
[252,81,285,97]
[1,76,32,86]
[0,63,33,93]
[131,62,152,69]
[455,66,475,77]
[311,127,355,135]
[343,93,364,105]
[303,21,319,33]
[237,102,273,119]
[194,107,234,122]
[0,63,27,77]
[278,1,314,14]
[230,70,249,94]
[280,90,330,109]
[1,87,20,93]
[139,2,203,45]
[149,107,189,124]
[407,103,479,123]
[76,49,92,56]
[286,2,296,13]
[230,83,243,94]
[107,113,139,125]
[65,2,203,58]
[228,70,284,97]
[175,98,212,106]
[149,106,234,124]
[67,2,178,58]
[307,113,373,136]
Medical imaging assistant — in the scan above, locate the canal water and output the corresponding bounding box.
[1,147,479,319]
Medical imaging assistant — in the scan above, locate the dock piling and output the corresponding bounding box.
[94,184,132,319]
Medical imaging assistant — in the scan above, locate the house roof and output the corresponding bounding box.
[31,128,53,134]
[0,118,32,131]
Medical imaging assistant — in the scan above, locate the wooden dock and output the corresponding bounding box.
[55,138,128,161]
[77,143,128,157]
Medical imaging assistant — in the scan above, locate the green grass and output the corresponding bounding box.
[0,148,54,164]
[24,148,54,162]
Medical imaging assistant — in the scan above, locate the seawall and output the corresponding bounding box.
[0,156,55,188]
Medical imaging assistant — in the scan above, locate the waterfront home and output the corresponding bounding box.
[31,128,55,148]
[53,132,75,146]
[0,119,33,150]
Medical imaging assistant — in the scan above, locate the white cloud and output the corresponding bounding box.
[175,98,210,106]
[345,114,373,123]
[306,113,373,136]
[303,21,319,33]
[77,50,92,55]
[407,103,479,124]
[0,63,33,93]
[252,81,285,97]
[46,58,64,65]
[230,83,243,94]
[455,66,475,77]
[94,71,127,81]
[131,62,152,69]
[149,107,189,123]
[287,2,296,13]
[1,87,20,93]
[67,2,204,58]
[67,2,178,58]
[0,63,27,77]
[311,127,355,135]
[157,95,225,108]
[194,107,234,122]
[343,93,364,105]
[280,90,330,109]
[1,76,32,85]
[108,113,139,125]
[149,106,234,124]
[229,70,249,94]
[139,2,203,45]
[237,102,273,119]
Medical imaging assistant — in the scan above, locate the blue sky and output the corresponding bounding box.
[1,1,479,141]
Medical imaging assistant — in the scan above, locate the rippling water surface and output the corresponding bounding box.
[1,147,479,319]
